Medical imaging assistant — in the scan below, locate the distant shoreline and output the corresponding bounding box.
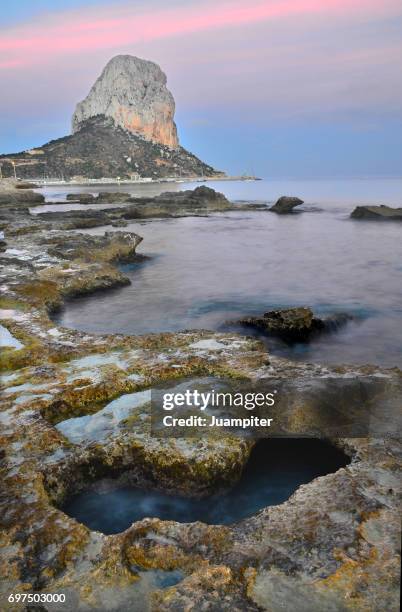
[33,175,261,187]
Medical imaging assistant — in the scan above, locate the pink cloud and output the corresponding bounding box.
[0,58,25,69]
[0,0,400,127]
[0,0,400,70]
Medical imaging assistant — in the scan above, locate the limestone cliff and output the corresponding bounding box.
[72,55,178,149]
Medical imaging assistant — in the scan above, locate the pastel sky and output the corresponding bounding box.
[1,0,401,177]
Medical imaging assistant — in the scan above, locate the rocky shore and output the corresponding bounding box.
[0,183,401,611]
[0,179,44,206]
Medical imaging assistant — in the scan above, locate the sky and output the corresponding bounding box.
[0,0,401,178]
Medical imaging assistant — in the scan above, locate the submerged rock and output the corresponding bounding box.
[237,307,353,341]
[270,196,304,214]
[351,205,402,220]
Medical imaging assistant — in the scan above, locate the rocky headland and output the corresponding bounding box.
[0,55,223,182]
[0,181,401,610]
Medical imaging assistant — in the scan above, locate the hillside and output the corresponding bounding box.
[0,116,222,181]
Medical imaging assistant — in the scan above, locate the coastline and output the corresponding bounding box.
[32,175,260,187]
[0,181,401,610]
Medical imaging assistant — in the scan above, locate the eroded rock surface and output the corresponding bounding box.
[0,196,401,611]
[72,55,178,149]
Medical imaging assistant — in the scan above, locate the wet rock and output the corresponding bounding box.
[96,191,132,203]
[155,185,230,210]
[0,189,44,205]
[15,181,39,189]
[40,261,131,299]
[270,196,304,214]
[320,311,355,331]
[351,205,402,220]
[126,185,230,214]
[37,209,111,229]
[44,230,143,263]
[237,307,353,341]
[66,193,95,203]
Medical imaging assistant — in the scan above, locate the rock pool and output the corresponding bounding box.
[61,438,349,533]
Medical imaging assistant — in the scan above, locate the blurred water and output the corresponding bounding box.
[49,178,402,366]
[38,177,402,206]
[62,439,349,533]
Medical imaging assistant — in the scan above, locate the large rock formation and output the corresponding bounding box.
[72,55,178,149]
[0,116,221,181]
[0,56,222,181]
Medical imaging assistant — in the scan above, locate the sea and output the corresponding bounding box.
[36,178,402,367]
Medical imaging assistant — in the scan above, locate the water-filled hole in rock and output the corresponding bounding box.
[61,439,349,534]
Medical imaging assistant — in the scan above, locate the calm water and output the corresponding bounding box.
[61,439,349,533]
[44,178,402,366]
[38,177,402,207]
